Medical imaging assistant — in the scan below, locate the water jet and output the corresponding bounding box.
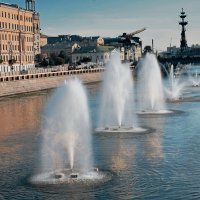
[137,53,172,114]
[31,78,109,185]
[97,52,147,133]
[165,65,185,101]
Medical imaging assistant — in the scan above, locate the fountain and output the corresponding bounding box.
[165,65,186,101]
[189,70,200,87]
[96,52,146,133]
[137,53,172,114]
[31,78,109,185]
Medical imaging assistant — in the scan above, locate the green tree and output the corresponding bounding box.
[58,50,70,63]
[41,58,48,67]
[55,57,65,65]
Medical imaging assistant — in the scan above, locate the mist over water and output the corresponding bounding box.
[165,65,185,100]
[39,78,93,174]
[98,52,136,128]
[137,53,166,111]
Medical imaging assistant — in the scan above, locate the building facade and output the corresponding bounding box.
[41,42,80,59]
[47,34,104,47]
[71,46,117,65]
[0,0,40,72]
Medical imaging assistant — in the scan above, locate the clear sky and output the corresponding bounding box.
[4,0,200,51]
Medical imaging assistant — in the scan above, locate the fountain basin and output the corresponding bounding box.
[137,109,173,115]
[54,172,65,179]
[166,97,183,102]
[192,84,200,87]
[95,126,147,133]
[31,168,111,185]
[70,173,78,179]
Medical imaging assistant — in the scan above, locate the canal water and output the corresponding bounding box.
[1,81,200,200]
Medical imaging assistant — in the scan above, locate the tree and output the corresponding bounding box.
[40,58,48,67]
[49,58,55,66]
[55,57,65,65]
[58,50,70,63]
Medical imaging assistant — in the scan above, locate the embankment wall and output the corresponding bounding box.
[0,69,103,97]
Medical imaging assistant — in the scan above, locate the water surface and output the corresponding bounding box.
[0,82,200,199]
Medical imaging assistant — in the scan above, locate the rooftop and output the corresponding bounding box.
[73,46,115,54]
[0,2,37,13]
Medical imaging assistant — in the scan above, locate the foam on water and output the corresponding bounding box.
[31,169,111,185]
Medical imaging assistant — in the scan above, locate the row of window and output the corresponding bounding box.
[0,11,32,22]
[75,54,110,61]
[1,54,34,62]
[0,44,33,51]
[0,21,33,32]
[0,34,33,42]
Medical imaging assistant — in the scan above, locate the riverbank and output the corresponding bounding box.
[0,68,104,97]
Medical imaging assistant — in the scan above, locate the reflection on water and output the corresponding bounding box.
[0,92,50,193]
[111,139,136,172]
[0,93,48,136]
[0,93,50,154]
[143,133,163,161]
[140,117,165,163]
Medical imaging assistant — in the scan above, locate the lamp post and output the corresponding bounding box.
[8,41,14,70]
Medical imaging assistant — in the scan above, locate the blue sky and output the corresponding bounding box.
[5,0,200,51]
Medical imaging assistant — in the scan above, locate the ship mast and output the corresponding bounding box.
[179,8,188,51]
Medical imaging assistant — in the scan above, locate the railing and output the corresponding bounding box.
[0,67,105,82]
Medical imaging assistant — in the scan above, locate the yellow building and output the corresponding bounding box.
[40,33,47,47]
[0,0,40,72]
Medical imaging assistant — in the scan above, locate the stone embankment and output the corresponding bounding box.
[0,67,104,97]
